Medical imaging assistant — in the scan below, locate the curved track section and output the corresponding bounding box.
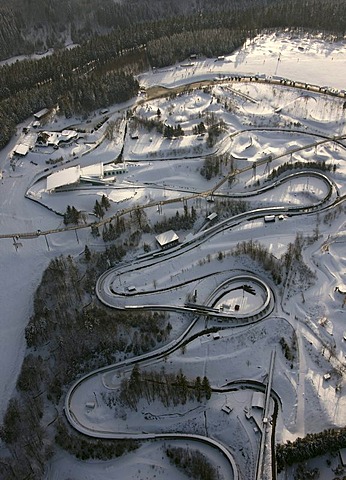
[65,169,338,479]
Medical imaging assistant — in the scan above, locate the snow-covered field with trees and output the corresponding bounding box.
[0,31,346,480]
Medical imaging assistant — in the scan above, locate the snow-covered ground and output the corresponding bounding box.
[139,31,346,91]
[1,31,346,479]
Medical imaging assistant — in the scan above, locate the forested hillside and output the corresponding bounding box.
[1,0,346,151]
[0,0,345,61]
[0,0,276,58]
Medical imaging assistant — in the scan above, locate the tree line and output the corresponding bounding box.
[25,255,170,367]
[1,0,346,62]
[232,232,318,289]
[276,426,346,472]
[154,205,197,234]
[2,0,346,149]
[232,239,283,284]
[0,69,139,150]
[267,160,335,181]
[166,445,221,480]
[118,364,212,410]
[55,420,139,461]
[200,151,233,180]
[214,198,249,218]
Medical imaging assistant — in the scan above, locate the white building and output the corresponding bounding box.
[46,166,81,191]
[34,108,49,120]
[13,144,30,156]
[46,162,128,191]
[155,230,179,249]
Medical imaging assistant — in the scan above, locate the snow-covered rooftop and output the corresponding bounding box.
[13,144,29,156]
[46,165,81,191]
[155,230,179,247]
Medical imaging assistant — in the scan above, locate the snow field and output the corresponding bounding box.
[0,31,346,479]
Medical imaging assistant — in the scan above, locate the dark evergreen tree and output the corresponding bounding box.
[63,205,80,225]
[101,194,111,211]
[84,245,91,261]
[91,224,100,237]
[93,200,105,219]
[194,376,202,402]
[202,376,212,400]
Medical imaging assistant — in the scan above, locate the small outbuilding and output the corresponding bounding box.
[252,392,265,409]
[155,230,179,249]
[34,108,49,120]
[264,215,276,223]
[221,405,233,414]
[13,144,30,156]
[340,448,346,466]
[207,212,218,222]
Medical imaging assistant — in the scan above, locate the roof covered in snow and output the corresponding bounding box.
[13,144,29,156]
[252,391,265,409]
[34,108,49,119]
[155,230,179,247]
[46,165,81,191]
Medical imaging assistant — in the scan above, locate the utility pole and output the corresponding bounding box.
[275,52,281,75]
[44,234,50,251]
